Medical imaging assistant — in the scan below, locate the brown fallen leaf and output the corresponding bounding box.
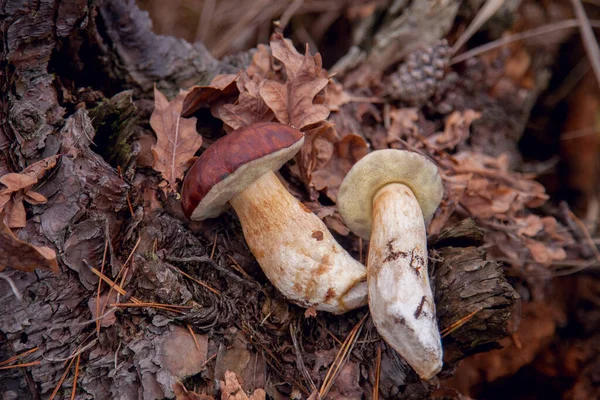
[0,155,59,228]
[260,33,330,130]
[219,72,273,130]
[312,134,369,202]
[387,108,420,146]
[173,381,214,400]
[516,214,545,237]
[295,121,339,198]
[0,213,59,273]
[151,86,203,193]
[220,371,266,400]
[428,110,481,150]
[246,44,272,79]
[525,238,567,266]
[182,73,240,117]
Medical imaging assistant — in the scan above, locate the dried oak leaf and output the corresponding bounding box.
[182,73,240,117]
[246,44,272,79]
[220,371,266,400]
[295,121,339,198]
[220,72,273,130]
[173,382,214,400]
[0,155,59,228]
[0,213,58,273]
[387,108,420,146]
[151,87,203,193]
[260,33,330,130]
[312,134,369,203]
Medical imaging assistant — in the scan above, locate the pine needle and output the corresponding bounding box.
[0,361,41,370]
[96,237,109,335]
[319,313,368,398]
[167,263,221,295]
[70,353,81,400]
[110,302,190,314]
[0,347,39,367]
[187,324,201,352]
[441,308,482,338]
[210,233,218,260]
[88,266,139,302]
[48,356,76,400]
[373,345,382,400]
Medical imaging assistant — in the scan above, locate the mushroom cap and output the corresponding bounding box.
[181,122,304,220]
[337,149,443,239]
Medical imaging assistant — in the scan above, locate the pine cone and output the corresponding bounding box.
[386,40,451,106]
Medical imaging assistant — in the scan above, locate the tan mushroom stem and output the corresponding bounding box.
[229,170,368,314]
[368,183,443,380]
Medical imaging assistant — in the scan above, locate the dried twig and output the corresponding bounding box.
[451,19,598,65]
[451,0,506,54]
[570,0,600,87]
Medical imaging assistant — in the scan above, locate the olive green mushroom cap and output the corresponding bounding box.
[337,149,444,239]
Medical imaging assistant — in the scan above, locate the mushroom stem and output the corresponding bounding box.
[368,183,442,380]
[229,170,367,314]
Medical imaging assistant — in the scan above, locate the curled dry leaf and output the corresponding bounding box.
[312,134,369,202]
[219,72,273,130]
[260,32,330,130]
[151,87,203,193]
[295,121,339,198]
[428,110,481,150]
[446,151,549,220]
[182,73,240,117]
[387,108,420,146]
[525,238,567,265]
[0,155,58,228]
[246,44,272,79]
[0,213,59,273]
[173,381,214,400]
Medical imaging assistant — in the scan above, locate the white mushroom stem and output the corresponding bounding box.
[368,183,443,380]
[229,170,367,314]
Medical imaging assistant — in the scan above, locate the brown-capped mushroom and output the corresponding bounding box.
[181,122,367,314]
[337,149,444,379]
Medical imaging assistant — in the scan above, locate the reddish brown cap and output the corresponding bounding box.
[181,122,304,220]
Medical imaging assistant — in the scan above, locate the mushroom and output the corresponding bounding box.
[337,149,444,379]
[181,122,367,314]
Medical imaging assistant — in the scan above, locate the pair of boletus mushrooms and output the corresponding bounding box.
[181,122,444,380]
